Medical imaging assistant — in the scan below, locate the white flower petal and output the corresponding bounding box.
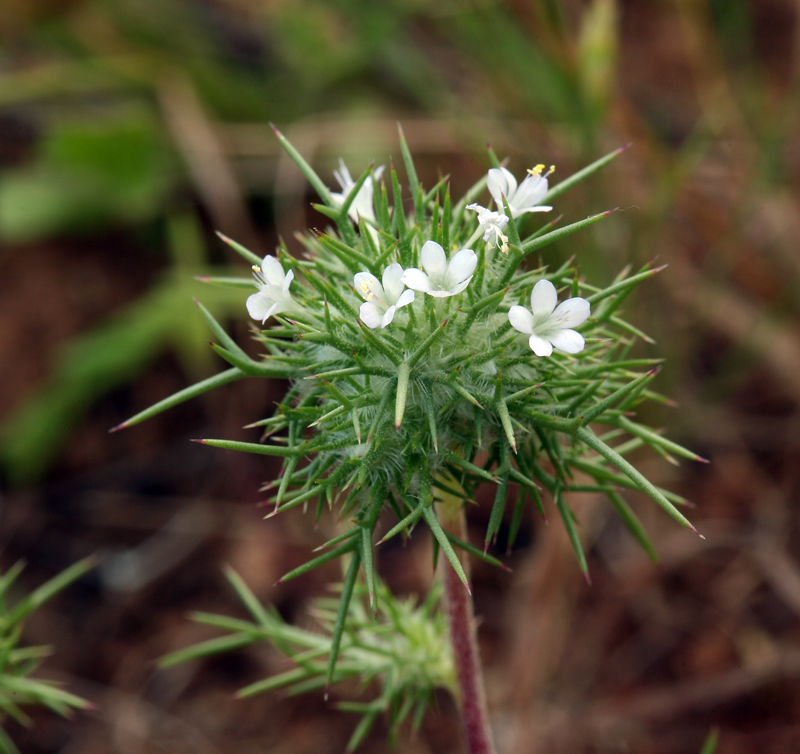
[529,333,553,357]
[382,263,405,304]
[282,268,294,295]
[333,158,352,191]
[448,276,473,296]
[354,272,384,303]
[551,297,591,329]
[426,288,456,298]
[381,305,397,328]
[487,167,516,207]
[508,305,533,334]
[350,181,377,224]
[513,174,548,210]
[395,288,415,309]
[359,301,384,329]
[514,205,553,215]
[401,268,432,293]
[531,279,558,316]
[548,329,585,354]
[444,249,477,288]
[246,292,275,323]
[421,241,447,279]
[261,256,285,287]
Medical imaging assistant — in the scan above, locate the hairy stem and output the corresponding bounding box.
[436,498,497,754]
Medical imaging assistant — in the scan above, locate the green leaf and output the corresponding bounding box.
[111,367,245,431]
[159,633,255,668]
[398,124,422,222]
[554,490,589,580]
[215,231,262,266]
[271,124,334,207]
[7,557,95,627]
[326,551,361,695]
[576,426,699,533]
[421,507,470,591]
[223,566,273,627]
[605,490,658,563]
[540,144,629,204]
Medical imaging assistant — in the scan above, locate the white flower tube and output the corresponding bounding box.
[508,279,590,357]
[401,241,477,298]
[467,203,510,254]
[355,264,415,329]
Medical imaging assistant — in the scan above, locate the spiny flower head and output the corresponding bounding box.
[119,131,704,693]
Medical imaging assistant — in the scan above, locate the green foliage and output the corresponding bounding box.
[0,559,94,754]
[161,566,453,752]
[0,108,176,243]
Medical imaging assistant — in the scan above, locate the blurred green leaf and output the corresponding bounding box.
[0,109,176,243]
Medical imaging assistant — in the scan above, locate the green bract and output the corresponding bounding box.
[120,127,704,694]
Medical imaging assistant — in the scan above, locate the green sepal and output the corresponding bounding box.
[395,362,411,429]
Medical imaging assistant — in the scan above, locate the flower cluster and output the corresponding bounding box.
[249,162,586,356]
[120,131,703,709]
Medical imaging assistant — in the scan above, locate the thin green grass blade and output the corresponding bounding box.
[111,368,245,431]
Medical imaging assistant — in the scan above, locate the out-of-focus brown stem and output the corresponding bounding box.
[436,499,497,754]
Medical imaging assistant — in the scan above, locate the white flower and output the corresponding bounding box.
[508,279,590,357]
[401,241,477,298]
[355,263,415,329]
[330,159,384,226]
[246,255,295,323]
[487,165,553,218]
[467,203,510,254]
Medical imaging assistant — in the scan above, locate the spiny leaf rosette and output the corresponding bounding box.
[117,126,705,690]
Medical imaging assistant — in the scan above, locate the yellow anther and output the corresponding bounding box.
[252,265,260,272]
[527,164,546,176]
[547,165,555,176]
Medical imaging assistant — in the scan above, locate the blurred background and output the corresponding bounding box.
[1,0,800,751]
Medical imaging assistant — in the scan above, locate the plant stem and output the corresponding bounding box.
[436,498,497,754]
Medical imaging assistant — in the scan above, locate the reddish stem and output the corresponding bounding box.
[437,502,497,754]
